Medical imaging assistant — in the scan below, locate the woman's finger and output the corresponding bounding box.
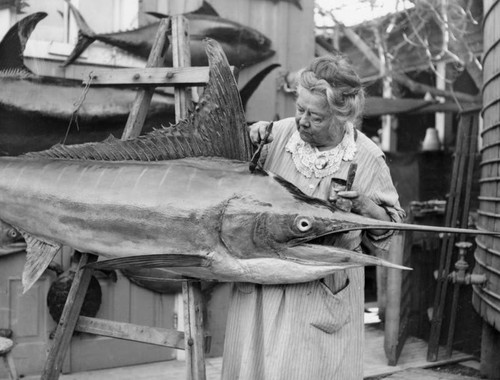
[248,121,272,144]
[337,190,358,199]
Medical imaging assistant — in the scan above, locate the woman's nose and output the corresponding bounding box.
[298,113,310,127]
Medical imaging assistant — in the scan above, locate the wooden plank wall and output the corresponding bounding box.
[139,0,315,121]
[18,0,315,123]
[206,0,315,122]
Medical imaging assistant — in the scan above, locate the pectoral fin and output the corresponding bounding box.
[86,254,211,271]
[21,232,61,293]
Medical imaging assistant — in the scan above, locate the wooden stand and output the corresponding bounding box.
[42,16,210,380]
[426,110,479,361]
[480,321,500,379]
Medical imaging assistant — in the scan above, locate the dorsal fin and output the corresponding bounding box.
[0,12,47,72]
[26,38,252,162]
[146,1,220,18]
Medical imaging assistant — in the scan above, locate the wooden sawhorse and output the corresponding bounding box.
[42,15,214,380]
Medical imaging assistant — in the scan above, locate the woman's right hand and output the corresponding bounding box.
[248,121,274,145]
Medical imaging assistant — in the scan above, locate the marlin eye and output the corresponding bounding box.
[296,217,312,232]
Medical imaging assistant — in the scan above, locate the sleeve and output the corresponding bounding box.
[259,118,296,167]
[361,155,406,252]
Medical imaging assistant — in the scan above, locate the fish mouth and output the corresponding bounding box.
[287,229,349,247]
[0,241,27,255]
[283,244,410,270]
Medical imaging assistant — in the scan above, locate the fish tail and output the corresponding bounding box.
[0,12,47,72]
[62,0,97,67]
[239,63,280,110]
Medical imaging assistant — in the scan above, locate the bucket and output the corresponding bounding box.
[422,128,441,151]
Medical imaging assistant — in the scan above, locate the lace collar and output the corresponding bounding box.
[285,122,357,178]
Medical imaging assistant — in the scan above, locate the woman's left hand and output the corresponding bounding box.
[336,190,374,217]
[336,190,392,237]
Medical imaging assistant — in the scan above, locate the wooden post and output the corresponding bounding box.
[480,321,500,379]
[172,15,191,121]
[183,282,206,380]
[41,253,98,380]
[171,14,206,380]
[121,18,171,140]
[384,233,408,365]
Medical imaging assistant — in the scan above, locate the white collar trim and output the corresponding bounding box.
[285,122,357,178]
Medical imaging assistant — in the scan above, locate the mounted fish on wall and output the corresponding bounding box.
[62,0,276,69]
[0,37,496,295]
[0,12,175,156]
[0,10,279,156]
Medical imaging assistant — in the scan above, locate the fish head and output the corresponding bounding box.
[0,220,26,256]
[219,172,410,273]
[220,171,356,256]
[219,192,406,273]
[221,194,342,254]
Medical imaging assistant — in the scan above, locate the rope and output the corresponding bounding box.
[63,71,94,144]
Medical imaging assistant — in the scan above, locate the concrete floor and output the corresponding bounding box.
[18,325,475,380]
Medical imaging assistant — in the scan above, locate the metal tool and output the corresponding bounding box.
[345,163,357,191]
[249,121,273,173]
[332,162,357,212]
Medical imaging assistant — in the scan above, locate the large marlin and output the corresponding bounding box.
[0,12,279,156]
[62,0,275,68]
[0,38,495,294]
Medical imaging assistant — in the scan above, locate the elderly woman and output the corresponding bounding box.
[221,54,405,380]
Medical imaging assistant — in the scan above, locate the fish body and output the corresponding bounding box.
[1,37,494,294]
[63,2,275,68]
[0,153,495,291]
[0,156,405,283]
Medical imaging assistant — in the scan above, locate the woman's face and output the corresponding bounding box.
[294,87,343,149]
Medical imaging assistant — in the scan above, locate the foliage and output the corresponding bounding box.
[315,0,482,89]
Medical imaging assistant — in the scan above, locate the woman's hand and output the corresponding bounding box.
[336,190,392,236]
[248,121,274,145]
[336,190,374,217]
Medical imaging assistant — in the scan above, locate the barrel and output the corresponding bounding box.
[474,0,500,329]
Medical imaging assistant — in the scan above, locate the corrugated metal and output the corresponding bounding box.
[473,0,500,330]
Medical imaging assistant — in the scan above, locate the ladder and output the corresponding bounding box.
[41,16,214,380]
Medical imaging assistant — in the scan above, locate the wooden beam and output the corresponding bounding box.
[41,253,98,380]
[183,282,207,380]
[172,16,192,122]
[481,321,500,378]
[121,18,170,140]
[83,67,211,87]
[75,316,185,349]
[171,15,207,380]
